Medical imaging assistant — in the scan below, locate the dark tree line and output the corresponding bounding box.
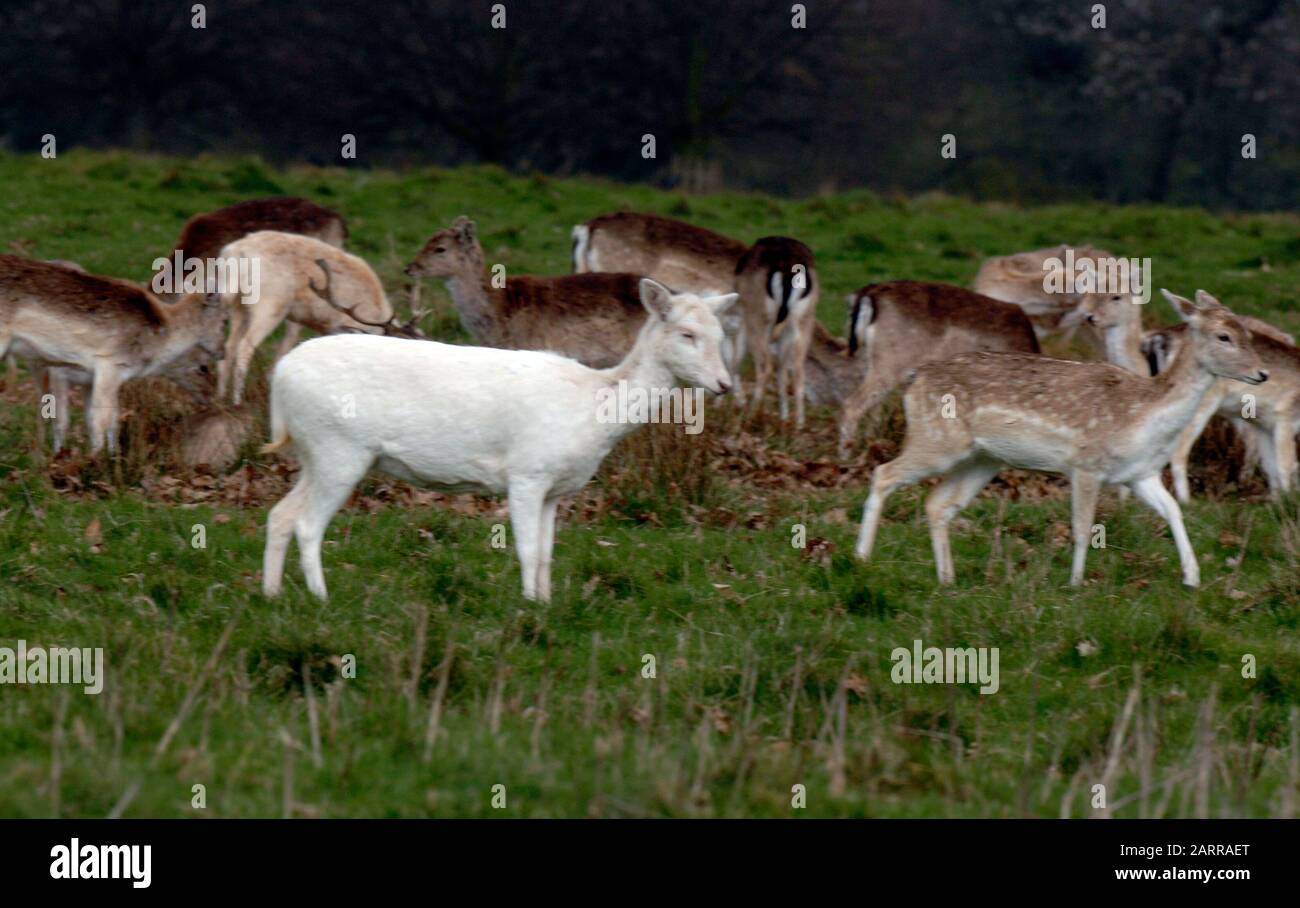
[1,0,1297,208]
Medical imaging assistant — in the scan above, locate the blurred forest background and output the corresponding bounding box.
[2,0,1298,208]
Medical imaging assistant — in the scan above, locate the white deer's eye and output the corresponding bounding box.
[681,331,696,342]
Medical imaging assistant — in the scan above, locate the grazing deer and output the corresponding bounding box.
[802,322,862,408]
[837,282,1041,456]
[215,231,404,405]
[1084,295,1298,501]
[572,211,748,292]
[260,279,736,602]
[855,290,1268,588]
[973,245,1115,338]
[0,255,224,453]
[161,196,346,348]
[404,217,652,368]
[3,260,88,394]
[733,237,819,426]
[4,259,217,451]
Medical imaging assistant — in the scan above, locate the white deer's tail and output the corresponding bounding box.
[571,224,591,273]
[260,375,292,455]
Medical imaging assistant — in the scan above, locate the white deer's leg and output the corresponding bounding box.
[1130,474,1199,588]
[508,479,547,600]
[924,458,1000,584]
[294,455,370,600]
[1069,470,1103,587]
[1254,424,1283,499]
[86,366,124,455]
[535,496,560,604]
[263,475,311,597]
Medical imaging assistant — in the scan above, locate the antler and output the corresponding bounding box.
[309,258,424,339]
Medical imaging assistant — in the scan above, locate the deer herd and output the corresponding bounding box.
[1,196,1296,600]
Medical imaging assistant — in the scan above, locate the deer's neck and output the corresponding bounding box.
[446,269,499,344]
[146,296,204,374]
[1102,321,1147,375]
[1141,341,1218,448]
[596,322,676,444]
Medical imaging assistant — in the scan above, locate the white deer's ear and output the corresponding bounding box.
[1162,289,1197,322]
[707,292,738,315]
[1193,289,1223,311]
[639,278,673,320]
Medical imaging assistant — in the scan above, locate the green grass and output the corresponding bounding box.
[1,150,1298,817]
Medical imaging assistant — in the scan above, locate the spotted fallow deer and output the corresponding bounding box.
[214,231,405,406]
[837,282,1041,456]
[571,211,749,377]
[855,290,1268,588]
[159,197,348,361]
[732,237,819,426]
[405,217,657,368]
[0,255,225,453]
[1083,293,1298,501]
[973,244,1115,338]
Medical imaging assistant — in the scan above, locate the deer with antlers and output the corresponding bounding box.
[855,290,1268,588]
[214,231,418,405]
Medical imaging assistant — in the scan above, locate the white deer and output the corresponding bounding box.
[261,279,736,602]
[854,290,1268,588]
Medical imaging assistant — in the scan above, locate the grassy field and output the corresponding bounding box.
[1,149,1298,818]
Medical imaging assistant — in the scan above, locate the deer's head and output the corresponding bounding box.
[1164,289,1268,386]
[405,216,483,279]
[640,278,736,396]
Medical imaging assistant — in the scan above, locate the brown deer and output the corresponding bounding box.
[571,211,748,293]
[855,290,1268,588]
[405,217,652,368]
[1083,293,1298,501]
[0,255,224,453]
[733,237,820,426]
[837,282,1041,456]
